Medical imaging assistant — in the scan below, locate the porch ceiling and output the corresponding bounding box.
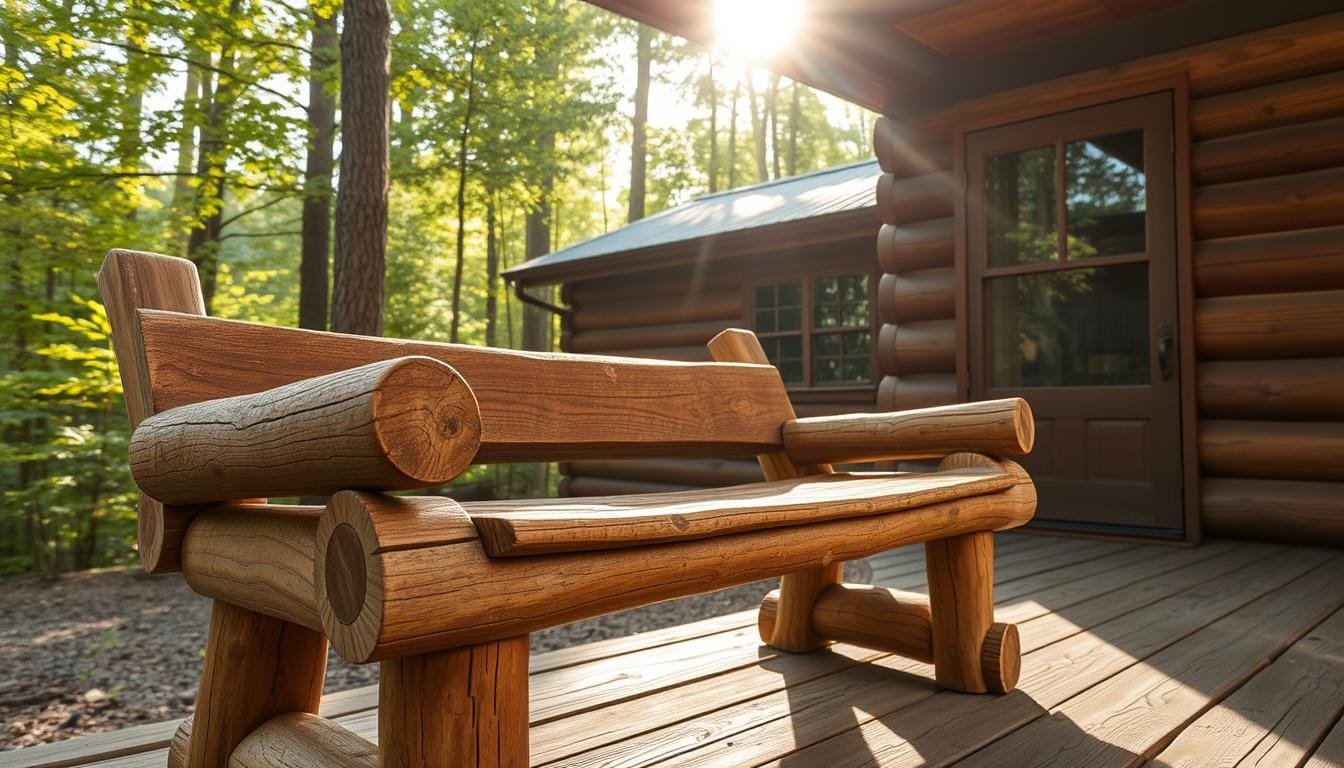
[588,0,1342,115]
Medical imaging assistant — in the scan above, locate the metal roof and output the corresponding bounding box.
[505,159,879,282]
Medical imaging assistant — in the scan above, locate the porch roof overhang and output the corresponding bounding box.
[588,0,1343,117]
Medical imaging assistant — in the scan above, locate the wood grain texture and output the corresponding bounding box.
[1305,713,1344,768]
[876,219,955,274]
[1200,419,1344,482]
[1150,605,1344,768]
[876,171,955,225]
[1193,165,1344,240]
[765,583,935,662]
[379,637,529,768]
[97,249,210,574]
[1191,68,1344,141]
[167,718,190,768]
[878,319,956,375]
[1194,224,1344,298]
[314,467,1034,663]
[135,310,796,462]
[979,621,1020,694]
[185,602,327,768]
[1196,289,1344,360]
[1197,358,1344,419]
[782,398,1034,465]
[471,468,1016,557]
[1202,477,1344,547]
[131,356,480,504]
[183,505,324,630]
[228,712,377,768]
[925,530,995,693]
[1192,115,1344,185]
[708,328,839,653]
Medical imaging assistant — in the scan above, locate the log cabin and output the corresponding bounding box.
[507,1,1344,548]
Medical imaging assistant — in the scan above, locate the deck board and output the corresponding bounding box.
[7,536,1343,768]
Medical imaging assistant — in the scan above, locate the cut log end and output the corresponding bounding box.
[373,356,483,487]
[316,492,390,664]
[980,622,1021,694]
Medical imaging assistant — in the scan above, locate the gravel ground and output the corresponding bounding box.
[0,560,871,752]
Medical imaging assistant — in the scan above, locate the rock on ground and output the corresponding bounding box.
[0,560,871,752]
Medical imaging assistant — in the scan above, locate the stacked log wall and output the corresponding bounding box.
[872,128,959,414]
[1189,52,1344,546]
[871,13,1344,545]
[557,244,878,495]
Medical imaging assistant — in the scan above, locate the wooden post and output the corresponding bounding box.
[379,636,530,768]
[185,601,328,768]
[708,328,839,652]
[925,531,995,693]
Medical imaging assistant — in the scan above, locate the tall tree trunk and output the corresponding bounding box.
[185,5,240,311]
[707,54,718,194]
[484,199,498,347]
[299,6,337,331]
[627,24,651,222]
[332,0,391,336]
[172,63,200,256]
[727,81,739,188]
[787,81,799,177]
[118,7,145,221]
[449,30,481,345]
[746,73,767,183]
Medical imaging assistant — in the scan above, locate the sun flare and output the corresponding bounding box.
[713,0,804,65]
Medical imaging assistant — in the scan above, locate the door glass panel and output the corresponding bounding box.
[987,262,1149,387]
[1066,130,1146,258]
[985,145,1058,267]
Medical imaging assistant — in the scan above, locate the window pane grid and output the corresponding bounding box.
[752,274,871,388]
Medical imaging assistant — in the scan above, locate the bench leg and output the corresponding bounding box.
[181,601,328,768]
[762,564,843,652]
[379,635,530,768]
[926,531,996,693]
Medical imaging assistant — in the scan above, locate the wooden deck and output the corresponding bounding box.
[7,534,1344,767]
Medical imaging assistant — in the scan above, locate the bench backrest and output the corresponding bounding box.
[99,250,795,570]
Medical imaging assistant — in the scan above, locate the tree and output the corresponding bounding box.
[332,0,391,336]
[627,23,651,222]
[706,54,718,193]
[746,71,768,183]
[299,5,338,331]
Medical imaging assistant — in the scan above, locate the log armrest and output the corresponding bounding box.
[781,398,1035,465]
[130,356,482,504]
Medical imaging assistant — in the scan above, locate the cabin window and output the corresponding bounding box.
[753,274,872,387]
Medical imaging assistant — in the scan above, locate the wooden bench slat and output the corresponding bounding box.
[135,310,796,463]
[468,467,1017,557]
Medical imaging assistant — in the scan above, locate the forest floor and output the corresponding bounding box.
[0,561,872,751]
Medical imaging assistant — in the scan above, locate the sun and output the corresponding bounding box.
[713,0,804,65]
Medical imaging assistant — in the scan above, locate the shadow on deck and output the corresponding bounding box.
[6,534,1344,767]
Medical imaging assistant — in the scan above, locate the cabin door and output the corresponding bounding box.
[965,92,1183,536]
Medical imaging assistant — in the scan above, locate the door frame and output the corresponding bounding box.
[950,74,1200,544]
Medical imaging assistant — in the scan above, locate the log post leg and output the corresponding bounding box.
[379,635,530,768]
[925,531,995,693]
[184,601,328,768]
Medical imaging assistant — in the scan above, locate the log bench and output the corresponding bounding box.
[98,249,1037,768]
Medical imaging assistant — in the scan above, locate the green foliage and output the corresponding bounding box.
[0,0,877,574]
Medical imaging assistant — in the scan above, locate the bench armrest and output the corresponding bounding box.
[130,356,481,504]
[781,398,1034,465]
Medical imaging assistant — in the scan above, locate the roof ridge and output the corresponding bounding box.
[688,157,879,203]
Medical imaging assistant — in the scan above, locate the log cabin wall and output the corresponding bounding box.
[558,237,880,496]
[873,13,1344,546]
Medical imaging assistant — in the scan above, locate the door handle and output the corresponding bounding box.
[1157,321,1173,381]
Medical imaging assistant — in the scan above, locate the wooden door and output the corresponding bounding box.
[966,92,1183,536]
